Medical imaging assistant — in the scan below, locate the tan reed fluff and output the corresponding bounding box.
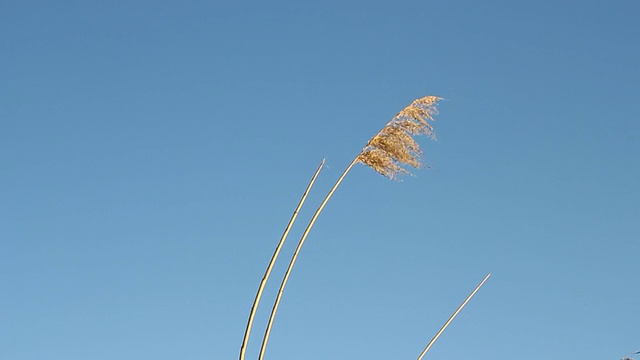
[257,96,442,360]
[358,95,440,179]
[239,160,325,360]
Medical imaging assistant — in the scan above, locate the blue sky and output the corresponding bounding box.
[1,0,639,359]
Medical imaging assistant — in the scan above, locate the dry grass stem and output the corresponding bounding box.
[416,273,491,360]
[238,159,325,360]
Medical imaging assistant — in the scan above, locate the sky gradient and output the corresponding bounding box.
[2,1,639,359]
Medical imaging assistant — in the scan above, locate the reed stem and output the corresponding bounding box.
[258,158,358,360]
[239,159,325,360]
[416,273,491,360]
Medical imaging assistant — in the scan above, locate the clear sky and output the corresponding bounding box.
[1,1,639,359]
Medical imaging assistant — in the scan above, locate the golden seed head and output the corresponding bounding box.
[357,96,441,179]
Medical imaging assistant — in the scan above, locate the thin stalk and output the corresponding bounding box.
[239,159,325,360]
[416,273,491,360]
[258,158,359,360]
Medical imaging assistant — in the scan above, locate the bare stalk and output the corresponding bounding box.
[416,273,491,360]
[258,158,358,360]
[258,96,442,359]
[238,159,325,360]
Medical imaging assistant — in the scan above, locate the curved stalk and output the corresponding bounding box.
[239,159,325,360]
[416,273,491,360]
[258,158,358,360]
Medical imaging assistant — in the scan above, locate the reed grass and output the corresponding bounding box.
[238,159,325,360]
[258,96,442,359]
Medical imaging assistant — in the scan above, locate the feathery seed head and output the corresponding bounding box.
[357,96,441,179]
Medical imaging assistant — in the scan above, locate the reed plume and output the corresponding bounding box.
[258,96,442,359]
[358,95,439,179]
[239,159,325,360]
